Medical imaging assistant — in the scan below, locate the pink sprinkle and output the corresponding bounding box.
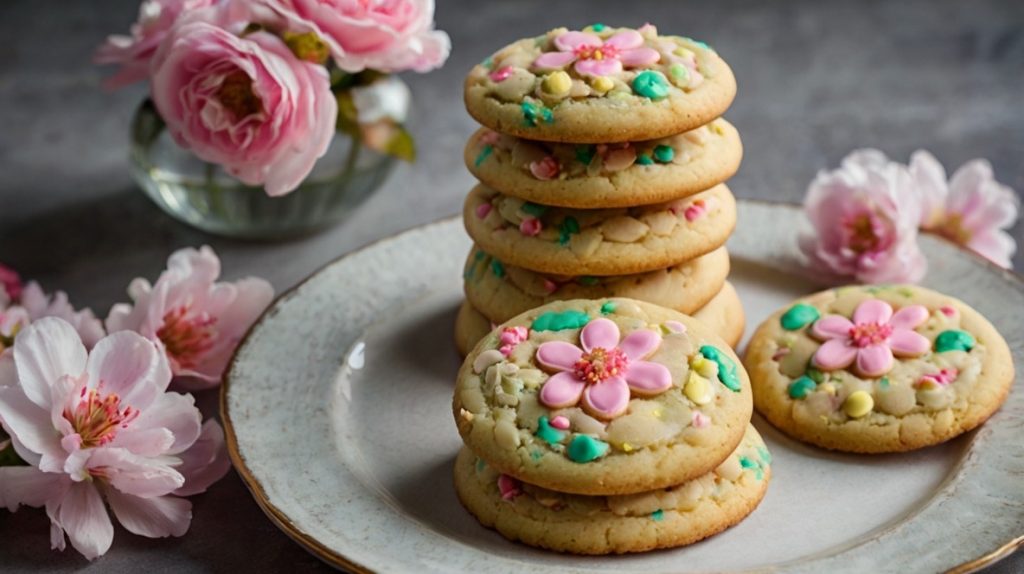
[684,199,707,222]
[497,474,522,501]
[475,203,492,219]
[520,217,542,237]
[499,326,529,356]
[940,305,956,317]
[479,129,501,145]
[664,320,686,334]
[918,367,958,387]
[489,66,514,82]
[529,156,560,180]
[771,347,791,361]
[692,411,710,429]
[542,278,559,294]
[550,415,570,430]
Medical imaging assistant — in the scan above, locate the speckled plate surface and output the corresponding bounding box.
[222,201,1024,573]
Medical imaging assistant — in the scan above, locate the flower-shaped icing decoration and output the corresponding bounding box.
[536,318,671,419]
[533,29,660,77]
[810,299,930,377]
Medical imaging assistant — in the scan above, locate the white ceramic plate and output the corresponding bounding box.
[222,201,1024,573]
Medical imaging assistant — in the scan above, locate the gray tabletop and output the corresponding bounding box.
[1,0,1022,571]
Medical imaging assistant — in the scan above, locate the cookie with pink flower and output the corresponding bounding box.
[464,24,736,143]
[453,298,752,496]
[744,284,1013,453]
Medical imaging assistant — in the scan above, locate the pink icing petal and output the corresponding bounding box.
[853,299,894,326]
[554,31,603,51]
[889,305,929,330]
[536,341,583,372]
[603,30,644,50]
[811,315,855,340]
[664,320,686,334]
[580,318,620,353]
[538,371,586,408]
[855,344,894,377]
[533,51,577,70]
[575,58,623,77]
[582,376,630,419]
[549,415,570,430]
[623,361,673,395]
[618,47,661,67]
[617,329,661,361]
[813,339,858,371]
[889,329,930,357]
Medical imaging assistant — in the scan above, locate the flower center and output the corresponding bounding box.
[216,70,262,121]
[573,347,628,384]
[64,387,139,448]
[157,306,217,369]
[936,213,972,245]
[848,322,893,347]
[576,44,616,61]
[843,212,882,254]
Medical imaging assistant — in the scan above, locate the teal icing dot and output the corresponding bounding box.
[575,145,596,165]
[636,154,654,166]
[699,345,741,392]
[591,23,607,32]
[474,144,493,167]
[757,446,772,464]
[631,70,670,100]
[787,376,816,399]
[739,455,764,480]
[521,202,548,217]
[600,301,617,315]
[491,260,505,278]
[558,216,580,246]
[739,456,757,469]
[653,145,674,163]
[651,509,664,522]
[521,101,554,126]
[530,450,543,461]
[481,56,494,70]
[535,416,566,446]
[474,250,485,261]
[935,330,975,353]
[780,303,820,331]
[567,435,610,463]
[880,376,891,389]
[475,458,487,472]
[532,310,590,332]
[578,276,599,286]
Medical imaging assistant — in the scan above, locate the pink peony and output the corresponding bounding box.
[249,0,451,73]
[150,21,338,196]
[106,246,273,389]
[533,29,660,77]
[94,0,220,87]
[810,298,930,378]
[0,318,229,560]
[800,150,927,284]
[910,150,1019,268]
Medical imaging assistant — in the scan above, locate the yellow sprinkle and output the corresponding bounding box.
[590,75,614,93]
[821,383,837,396]
[542,71,572,96]
[652,409,663,419]
[691,357,718,379]
[843,391,874,419]
[622,442,633,452]
[684,372,711,405]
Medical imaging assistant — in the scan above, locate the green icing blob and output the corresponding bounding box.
[591,23,607,32]
[490,260,505,278]
[806,366,825,384]
[474,250,485,261]
[651,509,664,522]
[575,144,596,165]
[600,301,616,315]
[739,455,764,480]
[532,310,590,332]
[653,145,674,163]
[787,376,816,399]
[631,70,670,100]
[935,330,975,353]
[557,216,580,246]
[739,456,757,469]
[521,101,554,126]
[577,276,599,286]
[669,63,689,82]
[530,450,543,461]
[636,154,654,166]
[780,303,820,331]
[521,202,548,217]
[474,144,493,167]
[757,446,772,464]
[699,345,741,392]
[567,435,609,463]
[481,56,494,69]
[535,416,566,446]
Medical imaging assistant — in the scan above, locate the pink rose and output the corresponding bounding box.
[800,149,927,284]
[250,0,450,73]
[150,22,337,196]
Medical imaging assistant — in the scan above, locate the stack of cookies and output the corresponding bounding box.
[455,23,744,356]
[453,298,770,554]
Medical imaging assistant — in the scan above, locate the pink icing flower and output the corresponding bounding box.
[536,318,671,420]
[0,318,229,560]
[498,326,528,357]
[106,246,274,389]
[910,150,1019,268]
[529,156,560,180]
[150,22,337,196]
[800,150,927,284]
[533,29,660,77]
[519,217,543,237]
[810,299,930,378]
[0,263,23,303]
[918,367,958,388]
[497,474,521,501]
[248,0,450,73]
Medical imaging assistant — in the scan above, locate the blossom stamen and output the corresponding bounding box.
[64,388,139,448]
[157,306,218,369]
[573,347,629,384]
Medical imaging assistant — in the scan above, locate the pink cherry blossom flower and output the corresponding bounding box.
[535,318,671,420]
[93,0,224,88]
[106,246,274,389]
[247,0,450,73]
[810,299,930,378]
[150,21,338,196]
[533,29,661,77]
[800,149,927,284]
[0,318,229,560]
[18,282,106,350]
[910,150,1019,268]
[0,263,23,303]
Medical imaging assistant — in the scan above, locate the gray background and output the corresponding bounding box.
[1,0,1022,571]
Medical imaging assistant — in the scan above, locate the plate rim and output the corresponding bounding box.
[220,200,1024,573]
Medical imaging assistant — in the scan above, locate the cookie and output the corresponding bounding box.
[464,25,736,143]
[465,119,742,209]
[744,284,1014,453]
[453,298,753,495]
[455,298,495,357]
[464,183,735,276]
[463,245,730,324]
[453,424,770,554]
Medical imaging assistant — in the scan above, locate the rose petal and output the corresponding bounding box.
[106,489,192,538]
[855,344,894,377]
[575,58,623,77]
[617,329,661,361]
[603,30,644,50]
[582,376,630,419]
[889,305,929,330]
[810,315,854,340]
[618,47,661,67]
[538,371,586,409]
[889,329,930,357]
[624,361,673,395]
[532,51,576,70]
[554,31,602,51]
[812,339,858,371]
[580,318,620,353]
[853,299,894,325]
